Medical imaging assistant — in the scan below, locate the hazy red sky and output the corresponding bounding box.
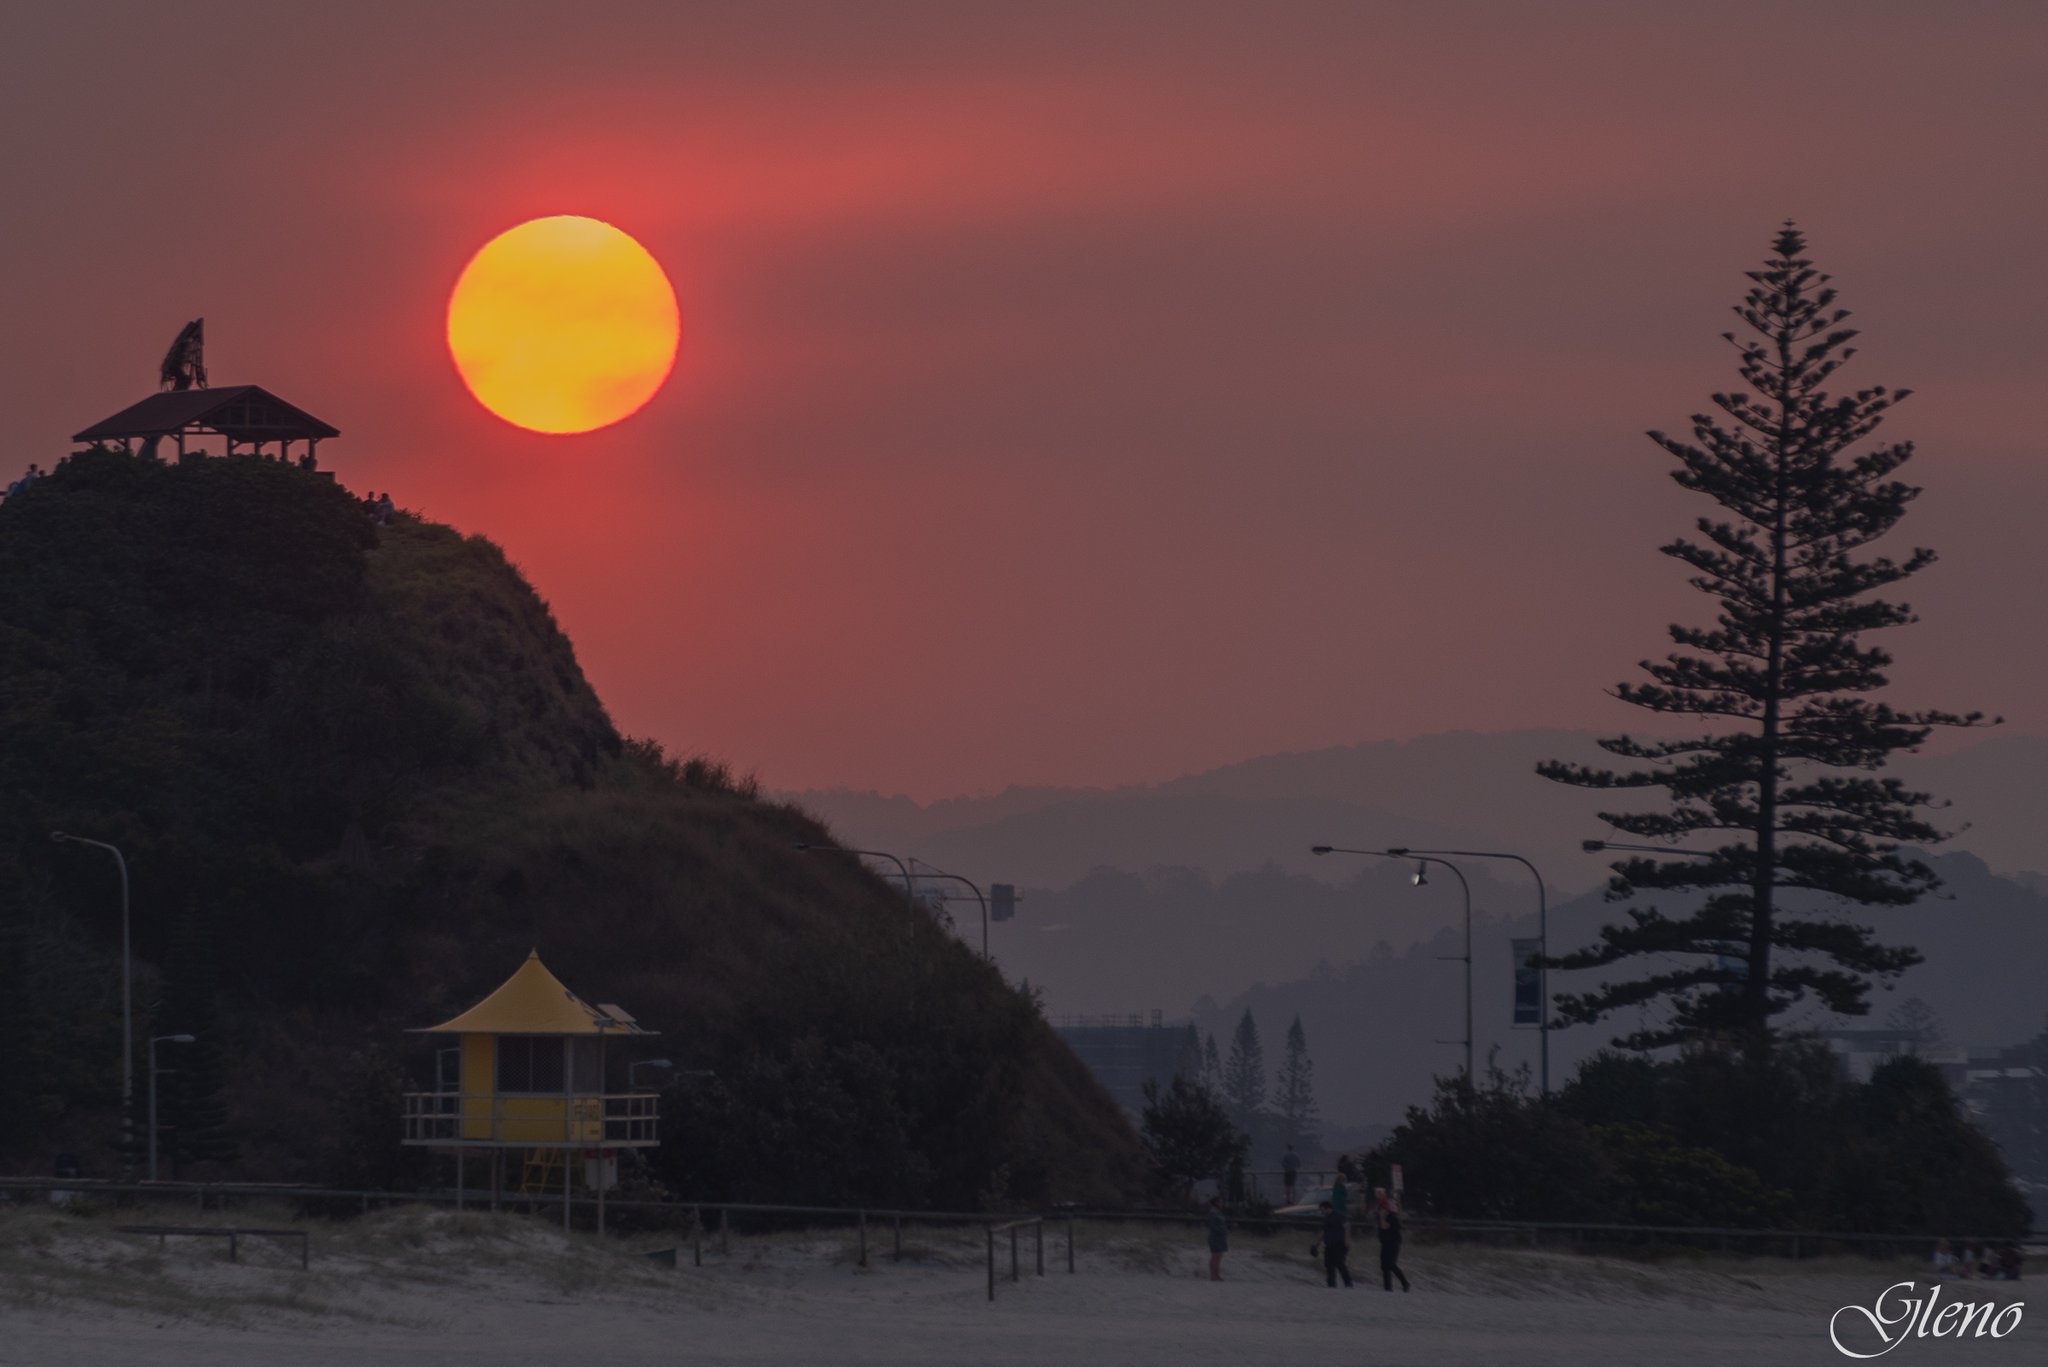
[5,2,2043,799]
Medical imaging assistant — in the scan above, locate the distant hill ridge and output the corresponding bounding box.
[792,729,2048,894]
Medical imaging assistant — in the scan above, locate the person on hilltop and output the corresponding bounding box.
[1282,1143,1300,1205]
[377,491,396,525]
[1205,1195,1228,1282]
[1316,1199,1353,1288]
[1374,1188,1409,1292]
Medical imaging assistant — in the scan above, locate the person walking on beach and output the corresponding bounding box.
[1317,1199,1353,1288]
[1282,1143,1300,1204]
[1374,1188,1409,1292]
[1329,1169,1349,1222]
[1205,1196,1229,1281]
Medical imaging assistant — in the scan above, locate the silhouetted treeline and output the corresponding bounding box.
[1388,1043,2029,1236]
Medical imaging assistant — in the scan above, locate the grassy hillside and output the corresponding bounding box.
[0,448,1144,1206]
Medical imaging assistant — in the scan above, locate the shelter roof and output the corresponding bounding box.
[412,951,652,1037]
[73,385,340,443]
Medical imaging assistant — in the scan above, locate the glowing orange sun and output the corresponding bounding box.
[447,215,680,434]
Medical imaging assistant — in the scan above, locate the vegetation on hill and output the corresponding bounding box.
[0,448,1144,1207]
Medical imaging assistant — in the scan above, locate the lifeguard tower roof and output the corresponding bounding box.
[413,950,654,1037]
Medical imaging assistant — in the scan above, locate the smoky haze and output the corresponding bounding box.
[3,3,2045,799]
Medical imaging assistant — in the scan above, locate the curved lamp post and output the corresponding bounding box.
[51,832,133,1138]
[794,843,994,959]
[793,843,916,897]
[907,863,991,960]
[1390,847,1550,1095]
[1311,845,1474,1084]
[628,1058,674,1092]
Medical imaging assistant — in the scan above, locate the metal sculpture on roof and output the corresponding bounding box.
[158,318,207,392]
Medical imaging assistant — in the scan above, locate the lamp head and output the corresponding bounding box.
[50,831,67,843]
[169,1034,195,1044]
[1310,845,1333,855]
[641,1058,674,1070]
[1411,862,1428,887]
[1581,840,1607,852]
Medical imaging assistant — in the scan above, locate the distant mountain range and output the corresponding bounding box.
[791,729,2048,897]
[789,731,2048,1128]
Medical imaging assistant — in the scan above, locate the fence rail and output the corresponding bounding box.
[4,1174,2036,1274]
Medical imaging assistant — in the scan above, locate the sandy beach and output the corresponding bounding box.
[0,1205,2029,1367]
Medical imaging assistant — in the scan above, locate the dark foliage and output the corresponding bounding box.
[1540,227,1991,1049]
[0,450,1142,1205]
[154,917,238,1172]
[1139,1074,1246,1201]
[1398,1042,2038,1235]
[1388,1064,1616,1222]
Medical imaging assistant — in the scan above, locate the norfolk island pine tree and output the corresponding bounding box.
[1540,225,1992,1053]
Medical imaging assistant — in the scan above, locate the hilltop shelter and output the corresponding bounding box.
[403,951,659,1232]
[73,384,339,465]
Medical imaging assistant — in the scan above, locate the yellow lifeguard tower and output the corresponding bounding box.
[402,951,659,1229]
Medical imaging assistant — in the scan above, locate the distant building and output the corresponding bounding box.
[1962,1037,2048,1212]
[1819,1027,1961,1081]
[1053,1010,1192,1117]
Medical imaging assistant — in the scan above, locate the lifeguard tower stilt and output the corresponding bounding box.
[402,951,659,1234]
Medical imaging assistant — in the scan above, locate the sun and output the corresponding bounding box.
[447,215,680,435]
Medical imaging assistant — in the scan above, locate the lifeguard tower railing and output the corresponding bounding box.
[400,1091,659,1147]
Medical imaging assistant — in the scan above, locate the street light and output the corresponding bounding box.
[1312,845,1474,1084]
[51,832,132,1144]
[148,1033,195,1181]
[793,843,916,899]
[908,862,991,960]
[793,843,996,959]
[1583,840,1740,996]
[1389,847,1551,1095]
[629,1058,675,1091]
[1581,840,1713,859]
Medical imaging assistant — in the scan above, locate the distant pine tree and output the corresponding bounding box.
[1540,225,1990,1052]
[1223,1010,1266,1129]
[1173,1023,1204,1084]
[1275,1015,1319,1147]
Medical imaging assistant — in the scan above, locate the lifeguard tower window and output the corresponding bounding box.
[493,1035,604,1093]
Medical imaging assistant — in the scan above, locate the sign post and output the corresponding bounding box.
[1511,938,1543,1028]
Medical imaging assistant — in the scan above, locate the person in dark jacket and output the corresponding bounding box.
[1206,1195,1228,1281]
[1374,1188,1409,1291]
[1316,1199,1353,1287]
[1282,1143,1300,1205]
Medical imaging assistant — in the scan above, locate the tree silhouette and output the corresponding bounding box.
[1223,1010,1267,1129]
[1275,1015,1319,1147]
[1541,225,1989,1052]
[1139,1074,1246,1201]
